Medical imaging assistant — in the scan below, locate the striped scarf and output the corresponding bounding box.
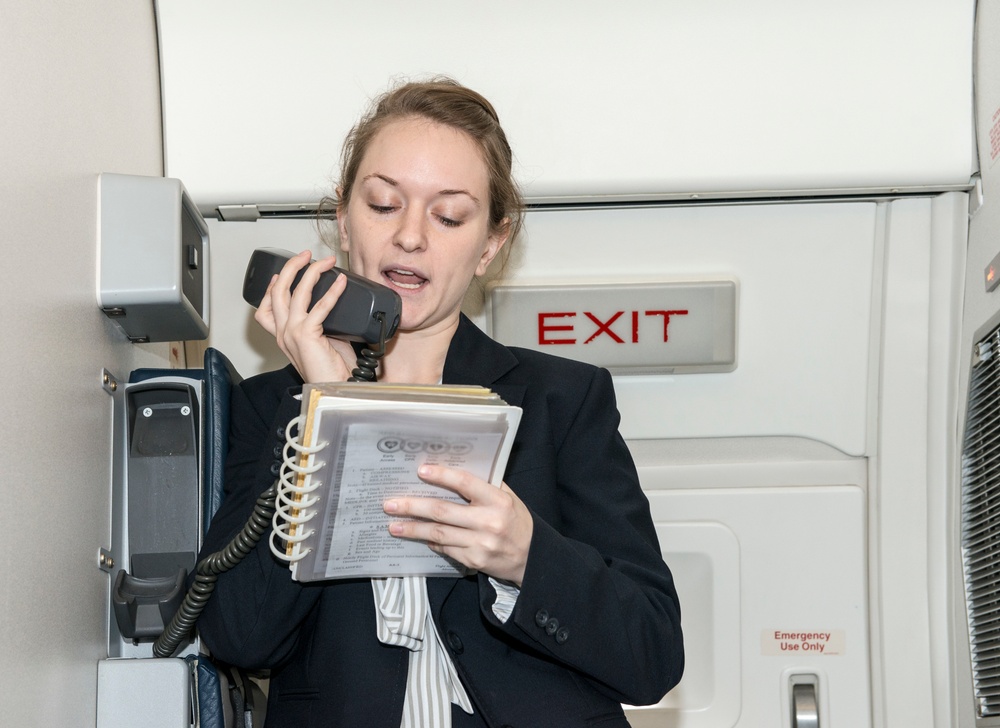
[371,576,473,727]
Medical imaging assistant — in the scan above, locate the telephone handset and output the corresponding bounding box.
[242,247,402,344]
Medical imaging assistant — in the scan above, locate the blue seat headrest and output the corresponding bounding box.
[202,347,243,533]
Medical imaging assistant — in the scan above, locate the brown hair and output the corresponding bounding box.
[329,77,523,249]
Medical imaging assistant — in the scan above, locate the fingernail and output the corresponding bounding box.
[388,522,403,535]
[417,465,431,477]
[384,500,398,513]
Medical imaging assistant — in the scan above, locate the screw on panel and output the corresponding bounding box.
[98,548,115,572]
[102,369,118,394]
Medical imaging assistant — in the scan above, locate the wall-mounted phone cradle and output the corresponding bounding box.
[98,173,210,343]
[105,367,204,659]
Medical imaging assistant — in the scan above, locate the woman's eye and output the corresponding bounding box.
[368,204,396,215]
[437,215,462,228]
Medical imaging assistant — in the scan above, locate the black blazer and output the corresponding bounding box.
[197,315,683,728]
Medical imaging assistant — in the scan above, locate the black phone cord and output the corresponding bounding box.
[349,313,388,382]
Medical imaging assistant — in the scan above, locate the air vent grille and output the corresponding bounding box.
[963,324,1000,718]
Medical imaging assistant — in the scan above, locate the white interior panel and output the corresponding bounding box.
[639,482,869,728]
[156,0,976,209]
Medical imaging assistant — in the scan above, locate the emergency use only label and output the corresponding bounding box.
[760,629,846,656]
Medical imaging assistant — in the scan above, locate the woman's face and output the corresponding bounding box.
[338,117,506,335]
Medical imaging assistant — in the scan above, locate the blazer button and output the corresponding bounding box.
[534,609,549,627]
[273,444,283,459]
[446,631,464,655]
[270,461,281,477]
[545,618,560,636]
[555,627,570,644]
[276,426,285,439]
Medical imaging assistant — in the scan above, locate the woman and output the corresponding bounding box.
[197,78,683,728]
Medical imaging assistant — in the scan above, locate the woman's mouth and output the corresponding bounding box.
[383,268,427,290]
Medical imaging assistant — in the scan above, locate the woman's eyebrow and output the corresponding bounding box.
[439,188,481,204]
[362,173,480,204]
[363,172,399,187]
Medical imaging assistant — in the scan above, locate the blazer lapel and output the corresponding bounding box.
[442,314,527,405]
[443,315,516,385]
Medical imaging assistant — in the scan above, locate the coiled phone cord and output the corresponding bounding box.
[152,317,388,658]
[349,312,388,382]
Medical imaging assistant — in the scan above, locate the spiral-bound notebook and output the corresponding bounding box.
[270,382,522,582]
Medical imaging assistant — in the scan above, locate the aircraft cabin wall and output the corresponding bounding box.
[0,3,170,727]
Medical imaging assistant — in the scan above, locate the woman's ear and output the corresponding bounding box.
[475,218,510,277]
[336,187,350,253]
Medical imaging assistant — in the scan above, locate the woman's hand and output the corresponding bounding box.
[254,250,358,383]
[383,464,534,586]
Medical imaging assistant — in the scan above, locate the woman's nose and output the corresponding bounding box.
[393,207,427,252]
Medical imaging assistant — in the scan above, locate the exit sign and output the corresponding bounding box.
[487,280,737,374]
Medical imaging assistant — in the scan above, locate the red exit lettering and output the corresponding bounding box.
[538,310,688,346]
